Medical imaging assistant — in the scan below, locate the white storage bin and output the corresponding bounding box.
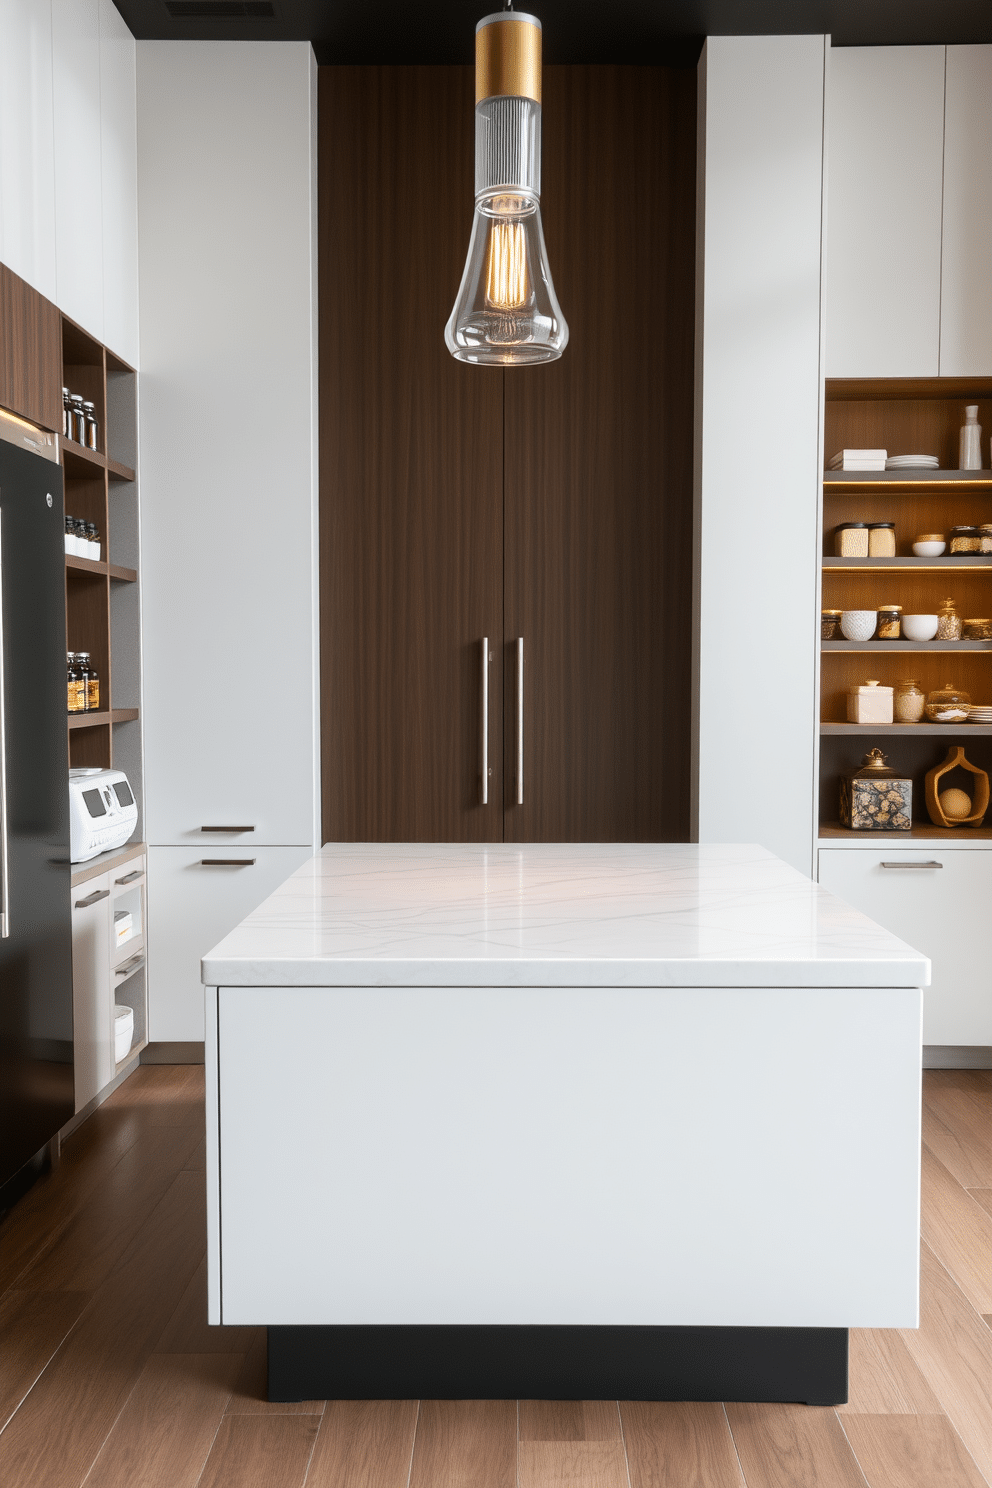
[114,1004,134,1063]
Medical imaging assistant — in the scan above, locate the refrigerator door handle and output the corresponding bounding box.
[480,638,489,806]
[516,638,524,805]
[0,512,9,938]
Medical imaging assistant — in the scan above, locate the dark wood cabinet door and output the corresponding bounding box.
[0,262,62,433]
[503,67,696,842]
[320,68,504,842]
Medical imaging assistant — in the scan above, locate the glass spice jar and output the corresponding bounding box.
[67,653,85,714]
[877,604,902,639]
[979,525,992,555]
[82,401,98,451]
[894,679,925,722]
[963,618,992,640]
[868,522,896,557]
[69,394,85,444]
[949,525,982,554]
[925,682,971,722]
[821,608,842,640]
[834,523,869,558]
[78,651,99,711]
[937,598,962,640]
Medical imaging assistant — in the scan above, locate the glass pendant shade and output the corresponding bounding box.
[445,13,568,365]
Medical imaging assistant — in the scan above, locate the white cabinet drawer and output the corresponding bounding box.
[72,871,114,1111]
[818,848,992,1045]
[146,845,312,1042]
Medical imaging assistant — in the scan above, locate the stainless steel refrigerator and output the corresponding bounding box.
[0,423,74,1189]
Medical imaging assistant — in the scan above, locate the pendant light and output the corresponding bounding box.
[445,7,568,365]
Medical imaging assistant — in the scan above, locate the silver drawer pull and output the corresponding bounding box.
[75,888,110,908]
[115,870,143,884]
[200,825,255,832]
[200,858,256,866]
[115,952,145,977]
[880,860,943,870]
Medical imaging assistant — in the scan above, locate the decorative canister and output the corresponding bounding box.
[876,604,902,640]
[949,525,982,554]
[847,680,894,725]
[839,749,912,831]
[821,609,842,640]
[925,682,971,722]
[868,522,896,557]
[834,523,869,558]
[893,679,925,722]
[979,525,992,555]
[936,598,962,640]
[962,618,992,640]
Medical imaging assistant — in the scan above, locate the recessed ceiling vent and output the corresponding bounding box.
[165,2,275,17]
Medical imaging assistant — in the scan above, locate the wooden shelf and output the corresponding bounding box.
[107,455,135,482]
[822,556,992,571]
[821,723,992,736]
[822,640,992,652]
[60,440,134,484]
[67,708,139,730]
[824,470,992,488]
[818,820,992,844]
[66,554,137,582]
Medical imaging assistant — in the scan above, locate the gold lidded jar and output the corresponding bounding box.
[821,608,842,640]
[839,748,912,831]
[877,604,902,639]
[936,598,962,640]
[925,682,971,722]
[894,679,925,723]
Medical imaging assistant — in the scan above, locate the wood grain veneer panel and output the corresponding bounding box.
[970,1188,992,1220]
[0,262,62,432]
[922,1087,992,1188]
[517,1440,629,1488]
[925,1070,992,1099]
[825,395,992,472]
[0,1170,204,1488]
[921,1143,992,1313]
[841,1413,989,1488]
[306,1400,419,1488]
[408,1400,516,1488]
[197,1415,319,1488]
[154,1257,255,1354]
[319,66,504,843]
[620,1401,746,1488]
[109,1061,206,1117]
[0,1288,88,1431]
[899,1242,992,1483]
[519,1400,622,1441]
[503,66,695,843]
[836,1329,943,1416]
[83,1352,243,1488]
[724,1403,867,1488]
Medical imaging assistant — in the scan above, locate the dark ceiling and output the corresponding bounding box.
[113,0,992,65]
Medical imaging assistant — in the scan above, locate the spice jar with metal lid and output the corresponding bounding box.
[979,524,992,555]
[894,679,925,722]
[937,598,962,640]
[925,682,971,722]
[840,748,912,831]
[69,394,85,444]
[61,387,70,439]
[949,525,982,554]
[835,523,869,558]
[77,651,99,711]
[82,401,98,451]
[67,653,85,714]
[821,609,842,640]
[877,604,902,639]
[868,522,896,557]
[963,618,992,640]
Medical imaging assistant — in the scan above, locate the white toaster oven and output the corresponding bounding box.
[68,768,138,863]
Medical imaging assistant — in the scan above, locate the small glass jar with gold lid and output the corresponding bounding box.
[894,679,925,723]
[936,598,962,641]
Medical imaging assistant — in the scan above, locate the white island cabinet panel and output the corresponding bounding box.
[818,847,992,1046]
[215,981,922,1328]
[825,46,945,378]
[147,845,312,1043]
[940,45,992,377]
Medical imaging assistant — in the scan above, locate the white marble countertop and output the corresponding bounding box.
[201,843,929,989]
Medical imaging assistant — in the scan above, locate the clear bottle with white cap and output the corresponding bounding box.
[960,405,982,470]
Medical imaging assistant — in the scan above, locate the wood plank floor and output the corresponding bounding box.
[1,1066,989,1488]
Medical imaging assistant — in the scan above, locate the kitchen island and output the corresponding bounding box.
[201,843,928,1404]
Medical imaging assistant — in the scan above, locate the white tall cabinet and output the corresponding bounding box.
[137,42,319,1045]
[940,46,992,377]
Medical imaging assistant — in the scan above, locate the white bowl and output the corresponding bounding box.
[901,614,939,642]
[840,609,877,642]
[912,540,946,557]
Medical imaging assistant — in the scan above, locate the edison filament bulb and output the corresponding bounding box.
[445,11,568,365]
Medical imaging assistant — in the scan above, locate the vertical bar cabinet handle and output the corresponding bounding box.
[516,637,524,805]
[0,514,9,938]
[480,638,489,805]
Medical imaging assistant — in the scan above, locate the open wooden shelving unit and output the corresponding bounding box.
[818,377,992,843]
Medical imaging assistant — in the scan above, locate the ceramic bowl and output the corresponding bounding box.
[901,614,939,642]
[840,609,877,642]
[912,539,946,557]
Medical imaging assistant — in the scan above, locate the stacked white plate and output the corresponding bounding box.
[967,704,992,722]
[885,454,939,470]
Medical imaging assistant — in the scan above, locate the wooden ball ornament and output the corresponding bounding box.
[925,746,990,828]
[939,787,972,820]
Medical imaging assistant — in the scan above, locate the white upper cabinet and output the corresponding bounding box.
[98,0,138,368]
[52,0,104,338]
[940,46,992,377]
[0,0,57,302]
[825,46,945,379]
